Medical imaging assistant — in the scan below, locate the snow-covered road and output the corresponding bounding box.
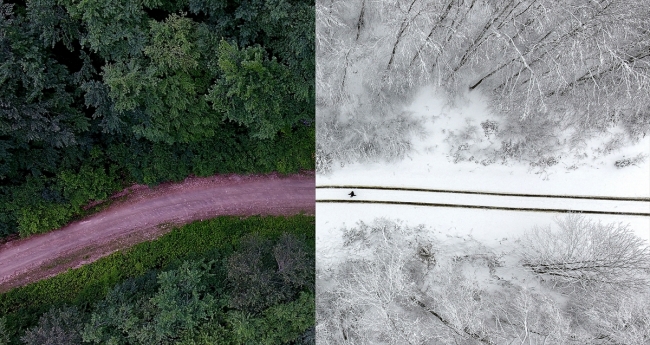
[316,87,650,269]
[316,186,650,217]
[315,185,650,269]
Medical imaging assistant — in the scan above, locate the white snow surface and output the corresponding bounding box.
[317,188,650,215]
[316,86,650,269]
[320,86,650,198]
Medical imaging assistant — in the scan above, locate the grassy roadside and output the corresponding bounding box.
[1,125,315,239]
[0,215,315,343]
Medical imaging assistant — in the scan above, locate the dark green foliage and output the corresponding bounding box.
[21,306,84,345]
[226,291,315,345]
[274,233,316,291]
[227,233,314,313]
[254,0,314,94]
[207,40,312,139]
[82,260,222,344]
[62,0,149,61]
[0,215,314,345]
[258,292,315,344]
[3,164,121,237]
[80,80,125,134]
[297,326,315,345]
[57,165,120,208]
[0,0,314,238]
[227,235,283,312]
[25,0,81,50]
[103,123,313,186]
[0,316,9,345]
[0,1,87,149]
[103,15,221,143]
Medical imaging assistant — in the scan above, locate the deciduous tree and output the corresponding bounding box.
[21,306,84,345]
[517,214,650,292]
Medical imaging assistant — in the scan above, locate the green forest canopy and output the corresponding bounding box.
[0,0,315,237]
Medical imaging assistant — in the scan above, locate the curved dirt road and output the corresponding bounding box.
[0,172,314,291]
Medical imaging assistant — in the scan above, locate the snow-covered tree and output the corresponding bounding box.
[316,0,650,170]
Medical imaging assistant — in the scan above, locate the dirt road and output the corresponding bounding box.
[0,172,315,291]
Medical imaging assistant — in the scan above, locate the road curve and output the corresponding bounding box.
[0,173,315,291]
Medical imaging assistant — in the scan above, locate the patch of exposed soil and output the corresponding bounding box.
[0,172,315,292]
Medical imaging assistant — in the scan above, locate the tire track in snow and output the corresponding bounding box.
[317,185,650,202]
[316,186,650,217]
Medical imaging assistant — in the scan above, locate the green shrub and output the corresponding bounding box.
[1,124,314,238]
[225,292,315,345]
